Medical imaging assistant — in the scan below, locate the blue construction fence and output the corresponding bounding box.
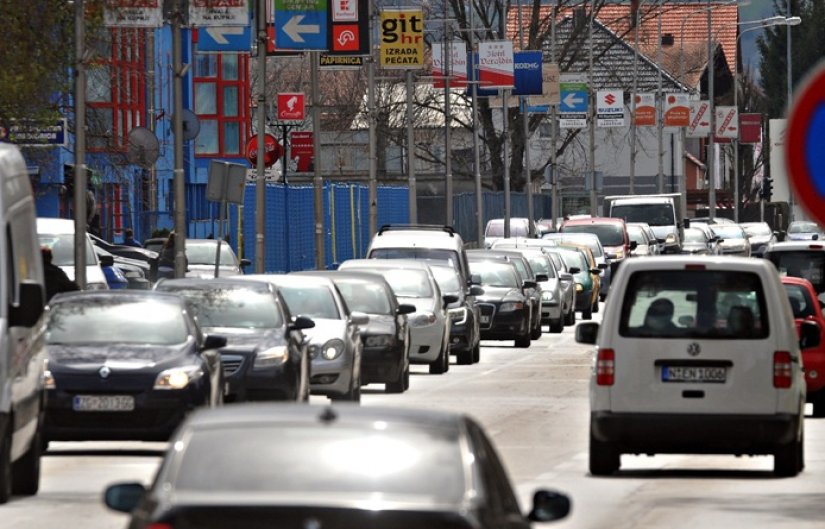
[227,182,409,272]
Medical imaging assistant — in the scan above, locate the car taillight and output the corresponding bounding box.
[809,245,823,250]
[147,524,174,529]
[685,264,706,270]
[596,348,615,386]
[774,351,793,389]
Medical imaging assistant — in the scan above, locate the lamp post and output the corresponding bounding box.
[786,0,797,220]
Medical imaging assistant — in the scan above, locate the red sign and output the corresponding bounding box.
[664,94,690,127]
[290,131,314,173]
[277,92,305,122]
[740,113,762,144]
[245,134,283,168]
[332,25,360,52]
[634,94,655,127]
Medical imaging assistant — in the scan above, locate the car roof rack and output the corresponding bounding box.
[377,224,455,237]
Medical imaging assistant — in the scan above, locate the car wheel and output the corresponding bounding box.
[344,381,361,403]
[11,421,41,496]
[565,307,576,326]
[582,305,593,321]
[429,342,449,375]
[592,299,599,313]
[403,364,410,390]
[530,319,542,340]
[457,346,473,365]
[515,328,531,348]
[550,317,564,333]
[589,430,620,476]
[386,363,408,394]
[774,437,802,477]
[812,393,825,418]
[0,424,12,504]
[472,343,481,363]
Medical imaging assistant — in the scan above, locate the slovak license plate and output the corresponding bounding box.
[661,366,726,383]
[72,395,135,412]
[480,315,491,324]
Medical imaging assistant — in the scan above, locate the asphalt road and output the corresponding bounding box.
[4,305,825,528]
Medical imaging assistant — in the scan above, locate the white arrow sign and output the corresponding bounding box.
[563,93,585,108]
[283,15,320,44]
[205,26,246,45]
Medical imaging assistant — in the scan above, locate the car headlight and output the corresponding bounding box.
[412,311,437,326]
[448,307,468,325]
[499,302,524,312]
[665,233,677,244]
[253,346,289,369]
[365,334,393,347]
[43,369,55,390]
[614,249,625,259]
[320,339,345,360]
[541,290,557,302]
[86,282,108,291]
[154,366,203,390]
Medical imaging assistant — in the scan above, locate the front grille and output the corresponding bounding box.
[478,303,496,330]
[221,354,245,377]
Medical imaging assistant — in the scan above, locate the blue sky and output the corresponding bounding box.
[740,0,783,81]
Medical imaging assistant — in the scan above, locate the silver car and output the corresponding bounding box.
[240,274,368,402]
[185,239,251,279]
[339,259,452,375]
[710,225,752,257]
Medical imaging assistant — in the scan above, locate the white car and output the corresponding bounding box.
[339,259,452,375]
[577,256,812,477]
[37,217,109,290]
[185,239,250,278]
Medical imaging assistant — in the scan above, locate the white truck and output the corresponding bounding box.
[605,193,686,254]
[0,143,47,502]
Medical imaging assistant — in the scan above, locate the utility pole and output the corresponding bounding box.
[629,3,639,194]
[518,0,534,235]
[786,0,795,220]
[656,6,664,193]
[443,12,454,228]
[707,2,716,221]
[74,0,87,289]
[255,0,267,273]
[172,7,187,278]
[588,5,597,215]
[503,90,511,238]
[469,2,483,244]
[367,0,377,238]
[311,51,324,269]
[147,30,157,228]
[550,7,559,226]
[406,70,417,223]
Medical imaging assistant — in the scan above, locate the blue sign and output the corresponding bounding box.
[470,51,543,97]
[274,0,328,50]
[559,90,588,113]
[197,25,252,52]
[1,119,67,147]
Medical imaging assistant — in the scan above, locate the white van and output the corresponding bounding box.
[0,143,48,502]
[36,217,108,290]
[577,256,810,477]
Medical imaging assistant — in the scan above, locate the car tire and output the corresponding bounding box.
[589,430,620,476]
[592,299,599,313]
[429,343,449,375]
[472,343,481,363]
[550,317,564,333]
[515,329,531,348]
[530,320,542,340]
[457,347,473,365]
[386,364,408,394]
[600,292,607,302]
[582,305,593,321]
[812,393,825,418]
[11,422,41,496]
[774,437,802,477]
[565,307,576,326]
[0,424,12,504]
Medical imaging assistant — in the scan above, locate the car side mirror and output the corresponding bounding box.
[559,273,574,282]
[349,311,370,326]
[629,241,638,250]
[104,482,146,513]
[469,285,485,296]
[575,322,599,344]
[99,254,115,267]
[683,218,691,229]
[10,282,44,327]
[535,273,549,282]
[397,303,416,315]
[289,315,315,331]
[202,334,227,350]
[590,268,601,275]
[799,320,820,349]
[470,273,482,285]
[240,258,251,268]
[568,267,581,274]
[522,280,537,290]
[598,263,608,269]
[716,238,725,244]
[527,489,571,522]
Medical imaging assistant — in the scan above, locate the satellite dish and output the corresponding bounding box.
[126,127,160,169]
[177,109,200,141]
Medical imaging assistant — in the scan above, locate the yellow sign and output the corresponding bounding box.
[379,8,424,69]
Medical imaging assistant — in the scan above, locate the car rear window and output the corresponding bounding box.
[768,251,825,293]
[561,224,624,247]
[783,283,816,319]
[619,271,769,339]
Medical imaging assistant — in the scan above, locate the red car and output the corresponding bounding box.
[782,276,825,416]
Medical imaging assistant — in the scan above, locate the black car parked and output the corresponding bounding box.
[40,291,226,442]
[429,264,483,364]
[155,278,314,402]
[468,260,535,348]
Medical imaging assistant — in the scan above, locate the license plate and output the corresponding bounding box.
[662,366,727,383]
[72,395,135,412]
[480,316,491,324]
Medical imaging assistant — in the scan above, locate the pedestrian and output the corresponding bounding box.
[123,228,142,248]
[41,246,79,302]
[157,232,186,279]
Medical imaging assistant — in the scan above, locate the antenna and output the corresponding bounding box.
[126,127,160,169]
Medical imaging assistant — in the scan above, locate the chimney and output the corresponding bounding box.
[630,0,640,28]
[661,33,675,47]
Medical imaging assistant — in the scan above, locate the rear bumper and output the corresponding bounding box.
[591,411,800,454]
[361,344,405,384]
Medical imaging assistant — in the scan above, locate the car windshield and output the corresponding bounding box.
[768,251,825,293]
[157,287,282,328]
[543,235,603,257]
[486,221,528,237]
[711,226,746,239]
[742,224,772,237]
[172,424,466,503]
[429,266,461,294]
[561,224,624,247]
[38,233,96,266]
[527,256,555,278]
[279,284,340,319]
[369,248,459,273]
[186,242,237,266]
[619,271,768,339]
[683,229,707,243]
[46,298,188,345]
[334,280,393,315]
[789,222,820,234]
[556,250,587,272]
[377,269,433,298]
[627,227,647,245]
[546,252,565,272]
[783,283,816,319]
[611,204,674,227]
[469,261,520,288]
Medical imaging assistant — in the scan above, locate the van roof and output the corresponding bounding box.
[562,217,626,227]
[370,231,465,251]
[37,217,76,234]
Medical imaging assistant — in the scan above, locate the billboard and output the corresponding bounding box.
[379,8,424,69]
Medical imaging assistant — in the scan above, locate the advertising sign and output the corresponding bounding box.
[664,93,690,127]
[687,100,710,138]
[715,106,739,139]
[290,131,314,172]
[320,54,364,69]
[432,41,468,89]
[0,119,67,147]
[634,93,655,126]
[104,0,163,27]
[527,62,560,110]
[379,8,424,69]
[478,41,515,89]
[475,51,542,97]
[596,90,625,128]
[327,0,369,55]
[245,134,283,168]
[559,73,588,129]
[190,0,250,27]
[740,113,762,144]
[331,0,357,21]
[277,93,306,122]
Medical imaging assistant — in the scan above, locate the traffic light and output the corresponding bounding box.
[761,178,773,201]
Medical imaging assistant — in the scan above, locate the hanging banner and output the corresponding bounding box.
[432,41,468,89]
[740,113,762,144]
[379,8,424,69]
[104,0,163,27]
[664,93,690,127]
[687,100,711,138]
[715,106,739,139]
[290,131,314,172]
[634,93,655,126]
[190,0,250,27]
[596,89,625,128]
[478,40,515,89]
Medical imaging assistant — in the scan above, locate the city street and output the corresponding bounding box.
[4,306,825,528]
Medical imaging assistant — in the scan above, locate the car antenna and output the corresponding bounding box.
[318,407,338,424]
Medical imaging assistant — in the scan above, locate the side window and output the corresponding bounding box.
[466,420,521,518]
